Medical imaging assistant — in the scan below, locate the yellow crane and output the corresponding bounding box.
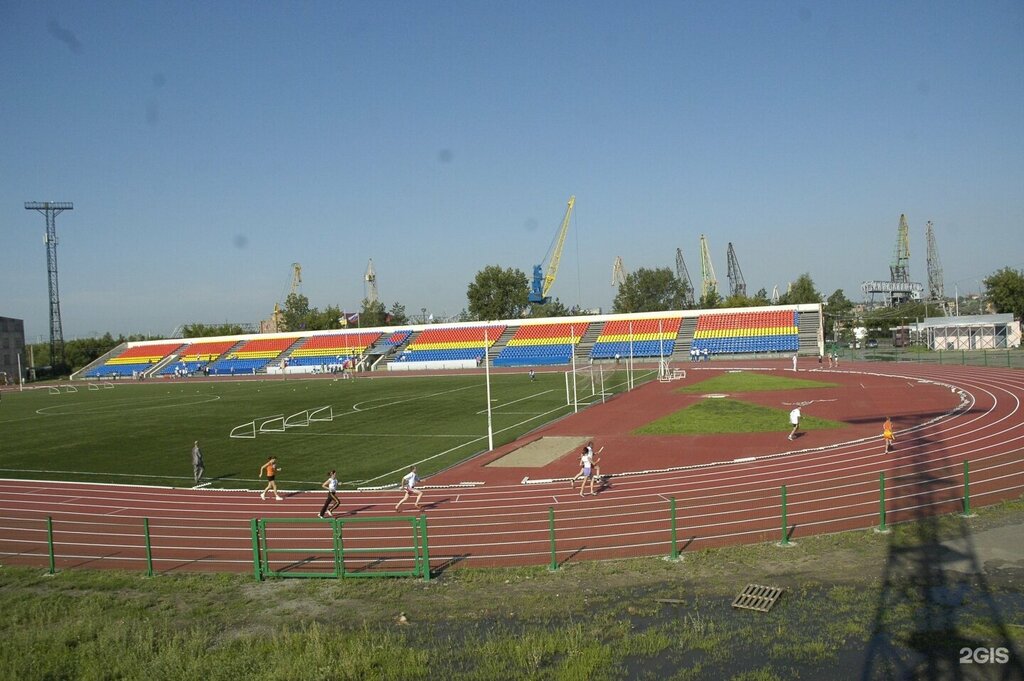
[265,263,302,332]
[529,195,575,304]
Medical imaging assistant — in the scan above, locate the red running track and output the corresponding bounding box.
[1,361,1022,576]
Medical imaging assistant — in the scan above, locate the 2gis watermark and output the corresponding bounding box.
[960,647,1010,665]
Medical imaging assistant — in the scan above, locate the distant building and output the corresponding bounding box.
[0,316,26,384]
[911,314,1021,351]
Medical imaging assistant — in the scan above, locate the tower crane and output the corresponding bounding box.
[699,234,718,299]
[611,256,627,287]
[925,221,946,311]
[674,248,696,306]
[529,195,575,305]
[726,242,747,297]
[860,214,923,306]
[365,258,378,304]
[267,262,302,332]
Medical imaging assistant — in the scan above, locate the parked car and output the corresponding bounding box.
[866,339,878,348]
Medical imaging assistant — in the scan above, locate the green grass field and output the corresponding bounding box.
[0,368,636,490]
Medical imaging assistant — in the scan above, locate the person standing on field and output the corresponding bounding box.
[395,466,423,512]
[259,456,283,501]
[788,407,801,441]
[191,441,205,484]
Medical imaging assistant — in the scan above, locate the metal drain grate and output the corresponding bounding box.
[732,584,783,612]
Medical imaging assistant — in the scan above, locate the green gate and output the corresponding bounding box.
[250,514,430,581]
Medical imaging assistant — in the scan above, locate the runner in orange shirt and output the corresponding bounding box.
[882,417,896,453]
[259,456,283,501]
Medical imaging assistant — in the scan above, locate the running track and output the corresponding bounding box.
[1,361,1022,576]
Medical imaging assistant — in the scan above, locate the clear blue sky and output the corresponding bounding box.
[2,1,1022,342]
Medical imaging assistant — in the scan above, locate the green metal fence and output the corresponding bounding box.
[251,514,430,581]
[840,347,1024,368]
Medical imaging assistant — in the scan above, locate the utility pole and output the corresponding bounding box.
[25,201,73,370]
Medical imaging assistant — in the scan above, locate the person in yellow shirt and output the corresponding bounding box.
[882,417,896,453]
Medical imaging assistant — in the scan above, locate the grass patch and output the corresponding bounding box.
[2,498,1023,680]
[0,370,639,489]
[635,398,846,435]
[680,371,838,394]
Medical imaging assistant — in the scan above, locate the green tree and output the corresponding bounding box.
[359,298,388,328]
[826,289,854,318]
[528,298,571,318]
[778,273,821,305]
[984,267,1024,320]
[183,323,248,338]
[698,285,721,310]
[388,302,409,326]
[720,293,769,309]
[613,267,689,313]
[281,292,312,331]
[467,265,530,320]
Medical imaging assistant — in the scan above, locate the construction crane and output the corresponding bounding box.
[925,221,946,310]
[611,256,627,287]
[699,234,718,299]
[529,195,575,305]
[675,248,696,306]
[860,214,923,306]
[264,262,302,333]
[726,242,747,298]
[364,258,378,304]
[890,214,910,284]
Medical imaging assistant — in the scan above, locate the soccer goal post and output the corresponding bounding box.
[284,410,310,429]
[309,405,334,422]
[258,416,285,433]
[230,420,257,439]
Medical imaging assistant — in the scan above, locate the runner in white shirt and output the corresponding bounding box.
[395,466,423,512]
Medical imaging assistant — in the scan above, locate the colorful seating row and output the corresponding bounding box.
[590,317,681,359]
[406,325,506,351]
[82,342,185,377]
[494,323,587,366]
[290,332,382,363]
[691,311,800,354]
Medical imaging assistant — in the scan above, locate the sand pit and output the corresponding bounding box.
[485,435,590,468]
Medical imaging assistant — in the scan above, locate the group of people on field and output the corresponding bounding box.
[787,407,896,453]
[188,393,898,515]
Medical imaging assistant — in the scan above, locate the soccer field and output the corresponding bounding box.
[0,369,630,490]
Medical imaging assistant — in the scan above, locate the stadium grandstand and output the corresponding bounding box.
[71,304,824,380]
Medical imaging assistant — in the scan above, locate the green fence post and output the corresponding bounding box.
[961,460,976,517]
[332,518,342,578]
[669,496,679,560]
[46,516,56,575]
[778,485,791,546]
[249,518,262,581]
[143,517,154,577]
[419,514,431,582]
[548,507,558,571]
[876,472,890,533]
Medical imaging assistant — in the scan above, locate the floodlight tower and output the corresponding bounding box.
[25,201,73,369]
[674,248,696,306]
